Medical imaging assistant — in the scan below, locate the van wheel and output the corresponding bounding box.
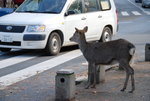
[0,48,11,52]
[100,27,112,42]
[45,32,61,56]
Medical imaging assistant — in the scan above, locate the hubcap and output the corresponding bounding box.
[51,36,59,52]
[104,31,111,42]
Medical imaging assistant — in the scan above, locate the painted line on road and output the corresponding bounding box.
[121,11,129,16]
[128,0,145,12]
[132,11,141,15]
[0,54,39,70]
[145,11,150,15]
[0,49,82,89]
[128,0,150,15]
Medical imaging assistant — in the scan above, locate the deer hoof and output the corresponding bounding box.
[85,84,90,89]
[91,84,96,89]
[120,88,125,92]
[85,86,89,89]
[128,90,134,93]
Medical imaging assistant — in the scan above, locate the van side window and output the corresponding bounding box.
[84,0,99,13]
[99,0,111,10]
[67,0,82,14]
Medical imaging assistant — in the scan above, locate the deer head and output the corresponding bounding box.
[70,26,88,43]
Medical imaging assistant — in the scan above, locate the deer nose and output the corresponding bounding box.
[70,37,74,41]
[69,37,72,41]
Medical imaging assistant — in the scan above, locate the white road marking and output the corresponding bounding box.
[0,49,82,89]
[128,0,150,15]
[144,11,150,15]
[128,0,145,12]
[132,11,141,15]
[121,11,129,16]
[0,54,38,70]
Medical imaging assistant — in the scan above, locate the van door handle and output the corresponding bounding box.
[81,17,86,20]
[98,15,102,18]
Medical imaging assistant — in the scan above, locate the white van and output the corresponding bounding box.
[0,0,118,55]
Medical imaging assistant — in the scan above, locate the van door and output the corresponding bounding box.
[64,0,87,44]
[83,0,103,41]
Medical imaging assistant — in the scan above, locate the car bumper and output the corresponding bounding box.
[0,32,47,49]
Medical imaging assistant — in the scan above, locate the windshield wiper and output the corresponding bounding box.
[16,11,38,13]
[15,11,59,14]
[24,11,38,13]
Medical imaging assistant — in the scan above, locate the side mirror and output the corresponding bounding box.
[65,10,75,16]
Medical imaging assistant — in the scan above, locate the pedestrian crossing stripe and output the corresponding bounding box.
[132,11,141,15]
[121,11,129,16]
[120,11,150,16]
[0,49,82,89]
[144,11,150,15]
[0,54,38,70]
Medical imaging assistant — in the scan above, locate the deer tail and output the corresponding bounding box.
[128,43,136,56]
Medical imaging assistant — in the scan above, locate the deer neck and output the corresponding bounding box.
[78,34,87,53]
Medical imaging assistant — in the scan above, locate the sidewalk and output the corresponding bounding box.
[75,62,150,101]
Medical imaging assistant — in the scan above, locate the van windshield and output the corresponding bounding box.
[16,0,67,13]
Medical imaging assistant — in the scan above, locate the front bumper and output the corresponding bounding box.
[0,32,47,49]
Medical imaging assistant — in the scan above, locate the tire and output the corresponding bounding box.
[0,48,11,52]
[45,32,62,56]
[100,27,112,42]
[142,5,146,8]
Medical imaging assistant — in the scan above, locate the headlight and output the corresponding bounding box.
[27,25,45,32]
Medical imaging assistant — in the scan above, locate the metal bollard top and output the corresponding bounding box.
[56,69,74,75]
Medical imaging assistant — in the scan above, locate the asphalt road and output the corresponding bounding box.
[0,0,150,101]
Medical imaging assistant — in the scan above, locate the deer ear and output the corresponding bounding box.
[75,28,78,31]
[84,26,88,33]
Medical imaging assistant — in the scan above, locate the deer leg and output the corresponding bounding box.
[129,72,135,93]
[121,73,130,92]
[125,65,135,93]
[96,65,100,84]
[119,61,135,92]
[85,63,93,89]
[91,64,97,88]
[87,63,90,83]
[119,62,129,92]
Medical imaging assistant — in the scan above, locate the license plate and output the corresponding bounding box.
[1,35,13,42]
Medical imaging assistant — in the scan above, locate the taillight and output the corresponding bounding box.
[116,9,118,24]
[116,9,119,31]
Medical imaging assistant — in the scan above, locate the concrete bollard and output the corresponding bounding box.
[145,43,150,61]
[55,69,75,101]
[96,65,106,84]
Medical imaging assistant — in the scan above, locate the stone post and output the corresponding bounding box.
[145,43,150,61]
[55,69,75,101]
[96,65,106,84]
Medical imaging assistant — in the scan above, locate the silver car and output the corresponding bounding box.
[142,0,150,8]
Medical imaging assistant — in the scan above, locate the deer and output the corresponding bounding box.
[70,26,136,93]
